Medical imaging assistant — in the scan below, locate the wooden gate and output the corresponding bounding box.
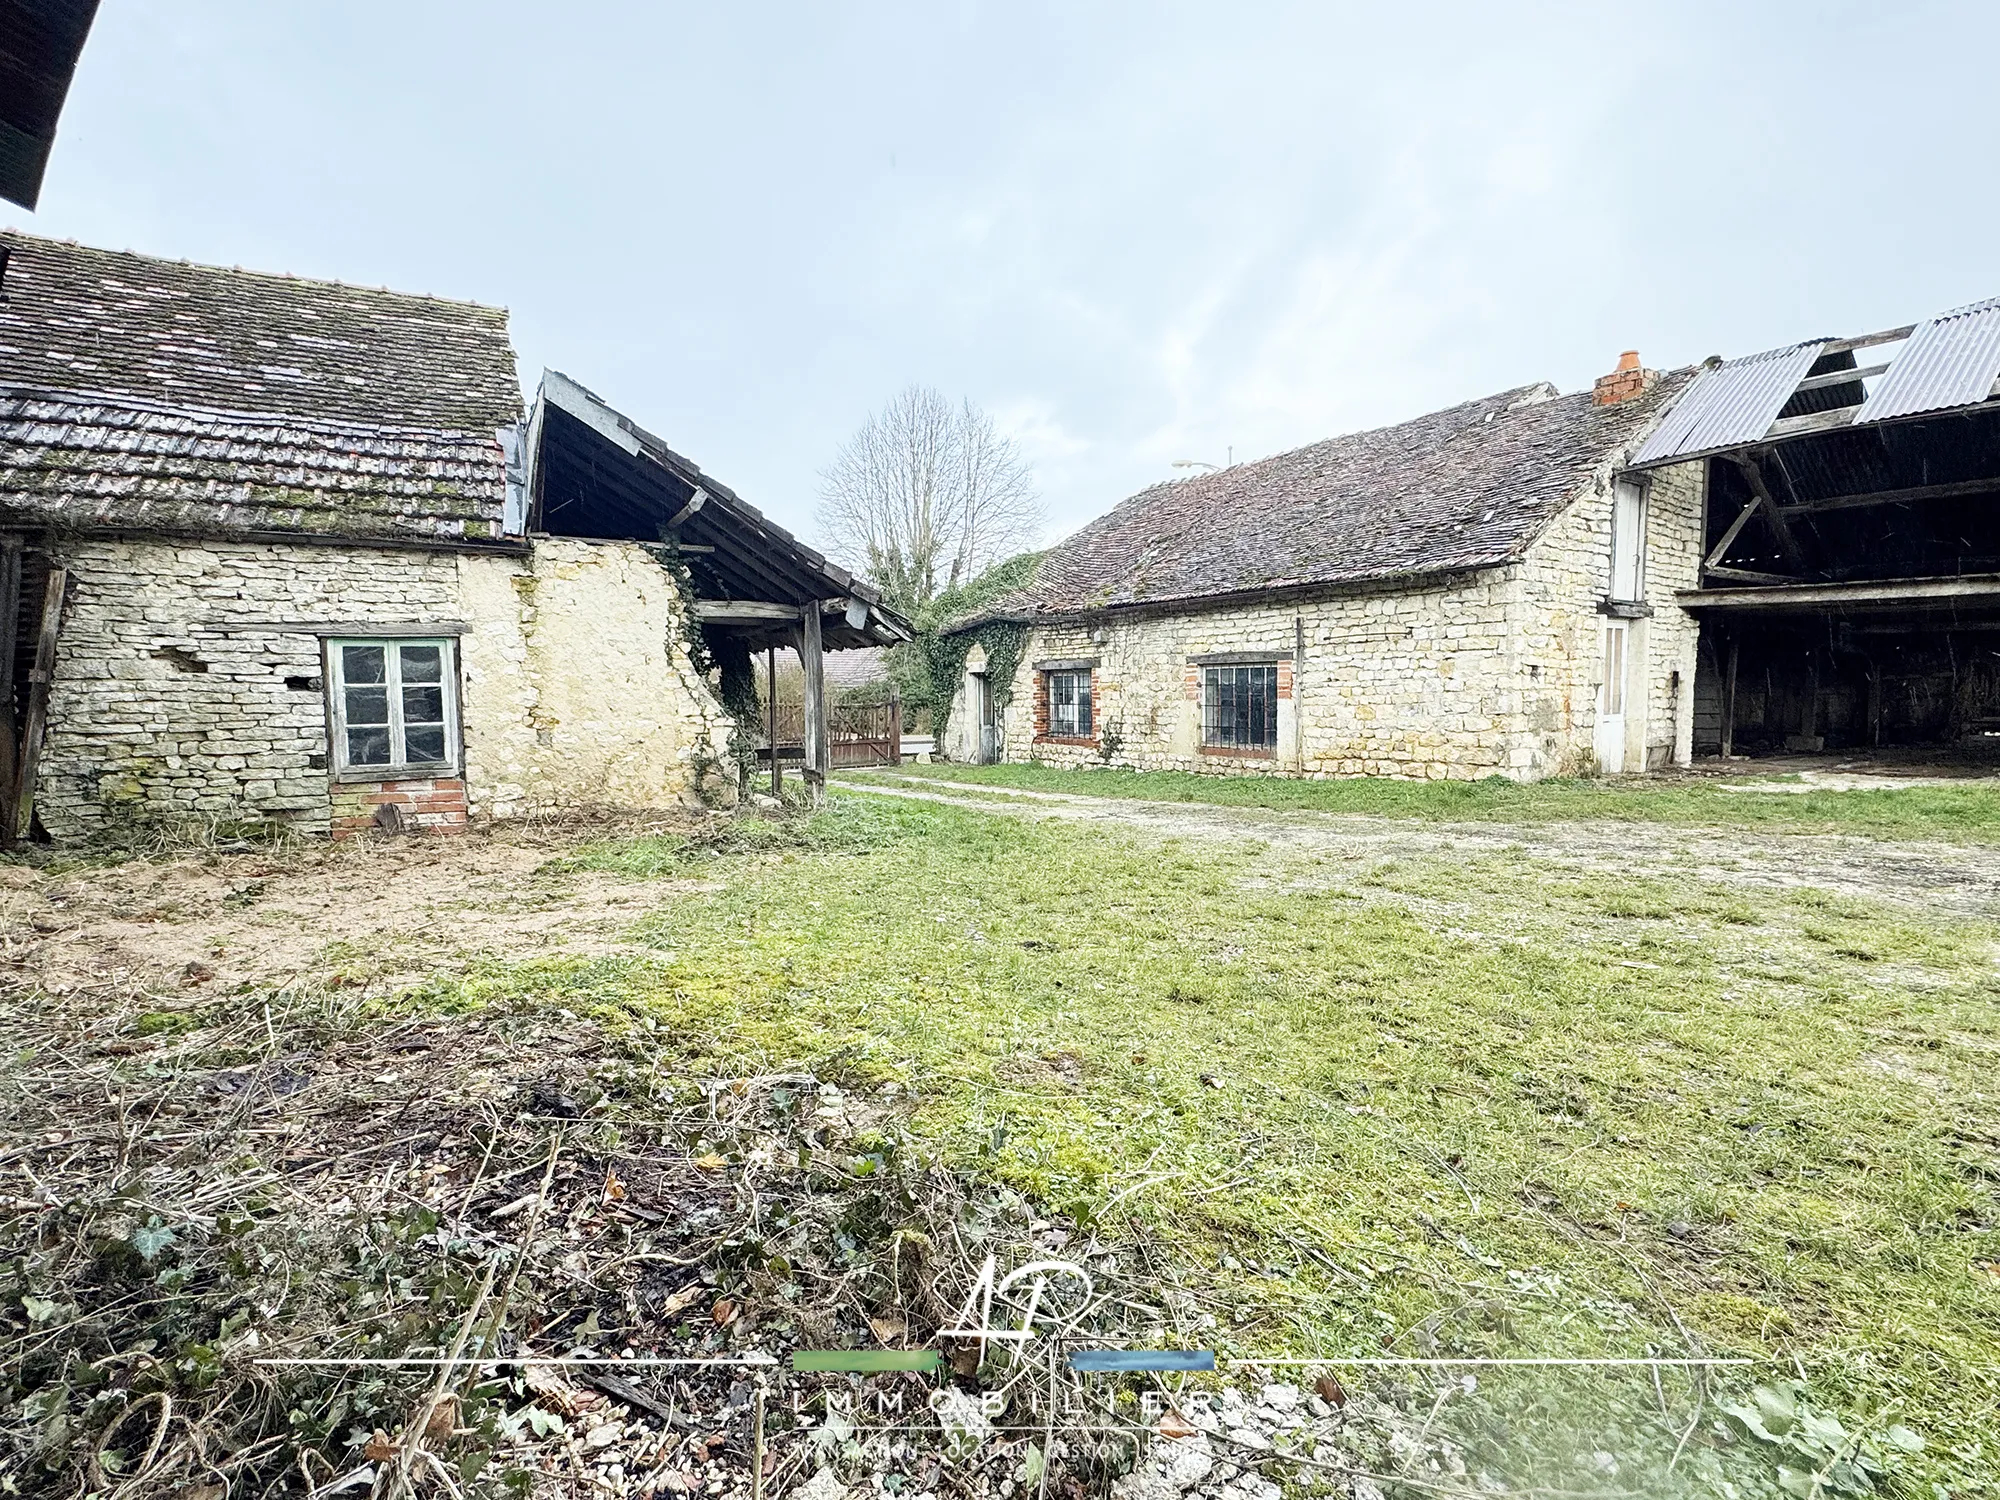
[761,698,902,770]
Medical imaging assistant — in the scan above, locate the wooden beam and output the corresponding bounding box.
[0,538,22,847]
[1766,406,1858,440]
[1704,493,1764,571]
[667,487,707,528]
[1727,453,1808,575]
[1792,362,1888,393]
[1779,476,2000,516]
[691,600,803,624]
[799,604,828,802]
[1721,635,1739,760]
[1678,573,2000,610]
[1705,565,1802,585]
[767,646,780,799]
[11,567,66,844]
[1821,324,1916,356]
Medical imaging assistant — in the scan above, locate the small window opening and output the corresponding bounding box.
[1046,669,1092,738]
[1202,663,1279,751]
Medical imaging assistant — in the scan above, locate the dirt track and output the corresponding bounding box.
[837,771,2000,918]
[0,819,708,1004]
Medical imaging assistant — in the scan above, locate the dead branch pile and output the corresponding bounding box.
[3,953,1327,1499]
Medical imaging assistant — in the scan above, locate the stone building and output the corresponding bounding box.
[943,358,1704,780]
[0,232,905,842]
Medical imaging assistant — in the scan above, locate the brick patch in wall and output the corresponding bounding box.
[329,777,469,838]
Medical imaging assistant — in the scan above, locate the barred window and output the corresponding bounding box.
[1047,669,1093,738]
[1202,663,1279,751]
[328,638,459,777]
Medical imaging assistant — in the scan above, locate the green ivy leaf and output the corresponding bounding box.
[130,1220,176,1262]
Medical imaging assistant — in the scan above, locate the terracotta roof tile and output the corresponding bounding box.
[0,232,520,428]
[970,373,1692,624]
[0,232,519,542]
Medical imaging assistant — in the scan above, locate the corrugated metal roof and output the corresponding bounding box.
[1856,296,2000,424]
[1629,340,1826,467]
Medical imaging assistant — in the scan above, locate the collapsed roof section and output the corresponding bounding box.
[527,371,910,651]
[1631,295,2000,469]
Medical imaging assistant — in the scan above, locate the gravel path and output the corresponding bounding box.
[838,771,2000,918]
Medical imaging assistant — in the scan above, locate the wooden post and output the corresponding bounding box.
[1803,651,1821,742]
[0,538,23,846]
[889,687,902,766]
[12,567,67,844]
[766,646,780,798]
[1721,635,1740,761]
[800,605,828,802]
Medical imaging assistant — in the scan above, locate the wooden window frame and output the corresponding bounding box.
[1608,479,1647,604]
[324,636,462,782]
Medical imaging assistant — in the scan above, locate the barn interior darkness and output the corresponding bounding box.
[1689,390,2000,759]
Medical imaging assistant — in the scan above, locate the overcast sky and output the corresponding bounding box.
[16,3,1998,551]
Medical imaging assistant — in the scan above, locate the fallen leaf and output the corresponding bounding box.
[423,1395,459,1440]
[523,1365,585,1415]
[1314,1374,1348,1408]
[603,1168,626,1202]
[1157,1409,1198,1439]
[363,1430,398,1462]
[693,1152,727,1171]
[658,1283,706,1317]
[711,1298,739,1326]
[868,1315,907,1345]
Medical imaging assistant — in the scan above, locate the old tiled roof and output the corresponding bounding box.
[0,231,521,543]
[962,372,1692,624]
[0,391,510,542]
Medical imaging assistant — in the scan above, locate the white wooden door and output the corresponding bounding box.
[1594,622,1628,773]
[975,674,1001,764]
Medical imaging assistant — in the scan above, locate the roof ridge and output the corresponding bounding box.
[1105,382,1571,512]
[0,227,509,314]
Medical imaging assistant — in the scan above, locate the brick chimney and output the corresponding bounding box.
[1592,349,1653,406]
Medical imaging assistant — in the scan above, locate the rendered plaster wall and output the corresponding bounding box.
[454,537,735,819]
[946,458,1706,781]
[32,535,731,839]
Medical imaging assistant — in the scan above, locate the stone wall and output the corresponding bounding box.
[33,534,732,839]
[948,458,1707,781]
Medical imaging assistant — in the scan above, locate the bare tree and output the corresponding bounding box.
[816,386,1042,613]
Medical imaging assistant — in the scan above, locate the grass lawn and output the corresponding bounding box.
[866,758,2000,843]
[421,793,2000,1496]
